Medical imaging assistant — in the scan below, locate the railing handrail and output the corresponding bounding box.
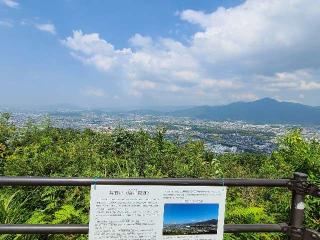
[0,173,319,239]
[0,176,290,187]
[0,224,287,234]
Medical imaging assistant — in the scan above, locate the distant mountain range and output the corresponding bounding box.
[131,98,320,125]
[168,98,320,124]
[189,219,218,226]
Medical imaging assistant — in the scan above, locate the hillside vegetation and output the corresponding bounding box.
[0,113,319,240]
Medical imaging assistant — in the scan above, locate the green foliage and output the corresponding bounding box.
[267,129,320,230]
[0,191,27,224]
[0,112,319,240]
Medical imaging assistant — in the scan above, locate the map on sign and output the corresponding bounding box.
[89,185,226,240]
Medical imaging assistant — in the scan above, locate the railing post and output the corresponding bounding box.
[289,172,308,240]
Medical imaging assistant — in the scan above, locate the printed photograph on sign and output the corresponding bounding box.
[163,203,219,236]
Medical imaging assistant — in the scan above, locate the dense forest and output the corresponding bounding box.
[0,112,319,240]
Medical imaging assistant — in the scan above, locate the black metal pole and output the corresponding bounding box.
[0,176,290,187]
[0,224,287,234]
[289,172,308,240]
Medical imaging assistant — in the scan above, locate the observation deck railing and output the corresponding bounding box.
[0,172,319,239]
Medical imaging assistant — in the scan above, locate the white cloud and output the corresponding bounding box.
[172,71,199,81]
[180,9,212,28]
[256,69,320,91]
[0,20,13,27]
[132,80,157,90]
[35,23,56,35]
[63,30,131,71]
[129,34,152,48]
[232,93,259,102]
[82,87,107,97]
[166,84,186,93]
[299,81,320,90]
[62,0,320,105]
[2,0,19,8]
[183,0,320,68]
[199,78,241,90]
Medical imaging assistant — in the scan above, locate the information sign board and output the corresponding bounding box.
[89,185,226,240]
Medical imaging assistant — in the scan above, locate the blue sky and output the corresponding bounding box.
[1,0,320,108]
[163,203,219,225]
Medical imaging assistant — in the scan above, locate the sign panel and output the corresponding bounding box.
[89,185,226,240]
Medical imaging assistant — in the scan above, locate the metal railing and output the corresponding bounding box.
[0,172,319,239]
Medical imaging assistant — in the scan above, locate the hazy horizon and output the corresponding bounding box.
[1,97,320,112]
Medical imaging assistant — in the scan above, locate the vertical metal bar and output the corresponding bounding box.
[290,172,308,240]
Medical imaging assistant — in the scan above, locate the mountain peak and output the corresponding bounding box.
[253,97,279,104]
